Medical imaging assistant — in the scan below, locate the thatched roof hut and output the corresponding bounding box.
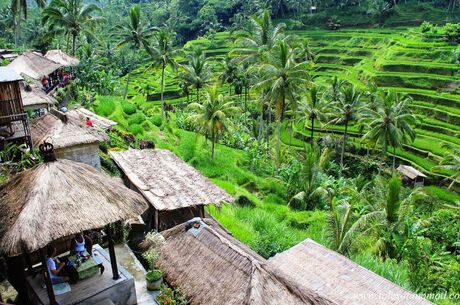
[44,50,80,67]
[110,149,233,211]
[270,238,434,305]
[20,82,57,110]
[0,158,148,256]
[157,218,335,305]
[31,110,104,149]
[67,107,117,130]
[7,51,63,80]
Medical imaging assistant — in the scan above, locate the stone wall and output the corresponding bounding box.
[56,143,101,170]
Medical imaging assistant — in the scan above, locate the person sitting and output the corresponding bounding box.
[85,117,93,127]
[46,246,70,284]
[70,233,104,274]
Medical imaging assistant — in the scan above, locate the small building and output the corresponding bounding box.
[66,106,117,131]
[0,153,148,305]
[0,67,32,149]
[156,218,335,305]
[45,50,80,67]
[110,149,234,231]
[270,238,434,305]
[8,51,63,82]
[0,49,18,62]
[21,82,57,113]
[397,165,427,186]
[30,108,109,170]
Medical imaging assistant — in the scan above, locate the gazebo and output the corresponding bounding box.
[0,144,149,305]
[110,148,234,231]
[397,165,427,186]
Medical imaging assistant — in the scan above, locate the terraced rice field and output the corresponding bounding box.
[125,29,459,185]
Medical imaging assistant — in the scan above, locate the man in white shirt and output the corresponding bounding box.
[46,246,70,284]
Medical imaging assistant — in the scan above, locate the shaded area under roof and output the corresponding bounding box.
[7,51,63,80]
[397,165,427,180]
[270,238,434,305]
[0,159,148,256]
[45,50,80,67]
[110,149,234,211]
[0,66,23,82]
[157,218,336,305]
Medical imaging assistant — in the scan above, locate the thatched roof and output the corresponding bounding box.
[397,165,427,180]
[67,107,117,130]
[21,82,57,109]
[7,51,63,80]
[109,149,234,211]
[157,218,336,305]
[270,238,434,305]
[31,109,109,149]
[0,159,148,256]
[0,67,22,82]
[44,50,80,67]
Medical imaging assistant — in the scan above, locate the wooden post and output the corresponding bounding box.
[199,206,205,219]
[106,224,120,280]
[39,248,57,305]
[154,209,159,232]
[23,252,35,277]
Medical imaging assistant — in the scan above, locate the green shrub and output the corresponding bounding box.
[129,124,144,136]
[122,102,137,115]
[95,99,115,117]
[444,23,460,43]
[150,115,163,127]
[145,270,162,281]
[420,21,433,33]
[128,112,145,125]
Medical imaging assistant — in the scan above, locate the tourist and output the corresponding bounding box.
[70,233,105,275]
[46,246,70,284]
[41,77,49,90]
[86,117,93,127]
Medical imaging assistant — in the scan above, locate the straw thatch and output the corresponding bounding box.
[44,50,80,67]
[157,218,336,305]
[397,165,427,180]
[20,82,57,109]
[7,51,62,80]
[67,107,117,130]
[31,110,108,149]
[110,149,234,211]
[270,238,434,305]
[0,159,148,256]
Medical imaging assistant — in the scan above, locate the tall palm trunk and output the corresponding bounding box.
[211,129,216,160]
[160,62,166,121]
[392,146,396,170]
[123,49,135,100]
[341,120,348,166]
[310,116,315,147]
[72,33,77,55]
[276,116,281,167]
[258,106,264,144]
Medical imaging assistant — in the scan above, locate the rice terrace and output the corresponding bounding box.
[0,0,459,305]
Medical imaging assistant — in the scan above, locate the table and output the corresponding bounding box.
[68,252,99,280]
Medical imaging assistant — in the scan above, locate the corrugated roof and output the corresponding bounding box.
[110,149,234,211]
[270,238,434,305]
[0,67,23,82]
[397,165,427,179]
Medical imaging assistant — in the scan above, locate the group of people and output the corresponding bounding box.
[46,233,104,285]
[41,70,73,93]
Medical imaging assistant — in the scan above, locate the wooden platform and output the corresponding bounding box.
[26,245,137,305]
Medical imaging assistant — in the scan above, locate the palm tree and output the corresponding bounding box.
[362,91,416,170]
[219,56,238,96]
[326,76,345,104]
[149,27,181,121]
[290,145,329,210]
[329,84,363,167]
[181,49,213,103]
[113,5,155,100]
[357,176,425,259]
[186,86,240,160]
[234,9,286,64]
[296,84,329,146]
[11,0,45,45]
[43,0,103,55]
[433,144,460,189]
[254,40,310,163]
